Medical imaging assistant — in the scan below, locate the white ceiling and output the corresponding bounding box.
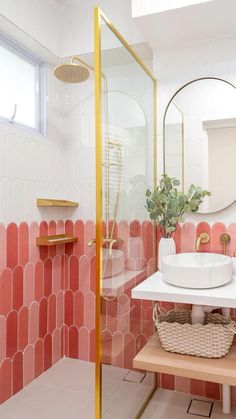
[133,0,236,50]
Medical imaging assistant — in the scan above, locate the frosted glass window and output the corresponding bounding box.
[0,35,45,132]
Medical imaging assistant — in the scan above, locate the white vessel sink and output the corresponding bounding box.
[162,253,232,289]
[102,249,125,279]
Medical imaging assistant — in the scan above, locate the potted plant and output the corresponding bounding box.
[145,174,210,271]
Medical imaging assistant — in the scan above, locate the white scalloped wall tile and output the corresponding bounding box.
[0,63,95,225]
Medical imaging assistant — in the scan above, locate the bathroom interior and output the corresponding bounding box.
[0,1,236,419]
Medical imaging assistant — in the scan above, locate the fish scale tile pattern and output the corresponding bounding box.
[0,219,97,404]
[0,218,155,404]
[0,219,236,406]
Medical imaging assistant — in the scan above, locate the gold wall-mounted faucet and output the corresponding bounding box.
[220,233,231,255]
[87,237,122,256]
[195,232,210,251]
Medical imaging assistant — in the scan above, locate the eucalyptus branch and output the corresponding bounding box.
[145,174,210,238]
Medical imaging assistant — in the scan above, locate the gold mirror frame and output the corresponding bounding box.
[163,76,236,214]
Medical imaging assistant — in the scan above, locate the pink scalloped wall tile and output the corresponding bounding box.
[0,219,236,406]
[181,222,196,253]
[19,223,29,266]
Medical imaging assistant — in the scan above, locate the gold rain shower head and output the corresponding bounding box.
[53,56,93,83]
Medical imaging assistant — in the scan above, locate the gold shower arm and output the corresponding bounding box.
[71,55,95,72]
[71,55,107,82]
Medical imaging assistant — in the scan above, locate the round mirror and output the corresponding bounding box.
[163,77,236,213]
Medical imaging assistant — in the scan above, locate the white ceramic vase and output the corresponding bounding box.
[158,237,176,272]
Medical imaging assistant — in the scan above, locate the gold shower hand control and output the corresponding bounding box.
[87,239,96,247]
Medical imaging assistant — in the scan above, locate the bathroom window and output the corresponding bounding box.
[0,34,46,134]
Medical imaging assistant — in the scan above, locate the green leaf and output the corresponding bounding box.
[145,174,210,237]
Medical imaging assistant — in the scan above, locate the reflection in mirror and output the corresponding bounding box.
[163,78,236,213]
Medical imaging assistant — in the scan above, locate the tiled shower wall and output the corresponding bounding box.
[1,218,236,405]
[0,218,155,404]
[0,220,96,404]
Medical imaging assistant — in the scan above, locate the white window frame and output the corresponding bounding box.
[0,32,47,135]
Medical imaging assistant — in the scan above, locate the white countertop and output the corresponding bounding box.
[131,271,236,308]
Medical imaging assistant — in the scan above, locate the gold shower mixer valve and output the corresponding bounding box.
[87,237,123,255]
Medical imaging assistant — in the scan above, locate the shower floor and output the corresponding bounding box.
[0,358,95,419]
[0,359,154,419]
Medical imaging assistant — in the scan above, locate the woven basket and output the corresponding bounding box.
[153,304,236,358]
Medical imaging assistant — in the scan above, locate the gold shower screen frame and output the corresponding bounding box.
[94,7,157,419]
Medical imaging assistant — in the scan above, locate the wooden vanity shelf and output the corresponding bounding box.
[133,333,236,386]
[37,199,79,207]
[36,234,78,246]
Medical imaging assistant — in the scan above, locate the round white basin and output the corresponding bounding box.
[162,253,232,289]
[102,249,125,279]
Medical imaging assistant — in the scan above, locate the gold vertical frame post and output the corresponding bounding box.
[94,7,102,419]
[94,6,157,419]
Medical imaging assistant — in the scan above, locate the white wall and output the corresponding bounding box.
[154,35,236,224]
[0,0,62,56]
[60,0,145,57]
